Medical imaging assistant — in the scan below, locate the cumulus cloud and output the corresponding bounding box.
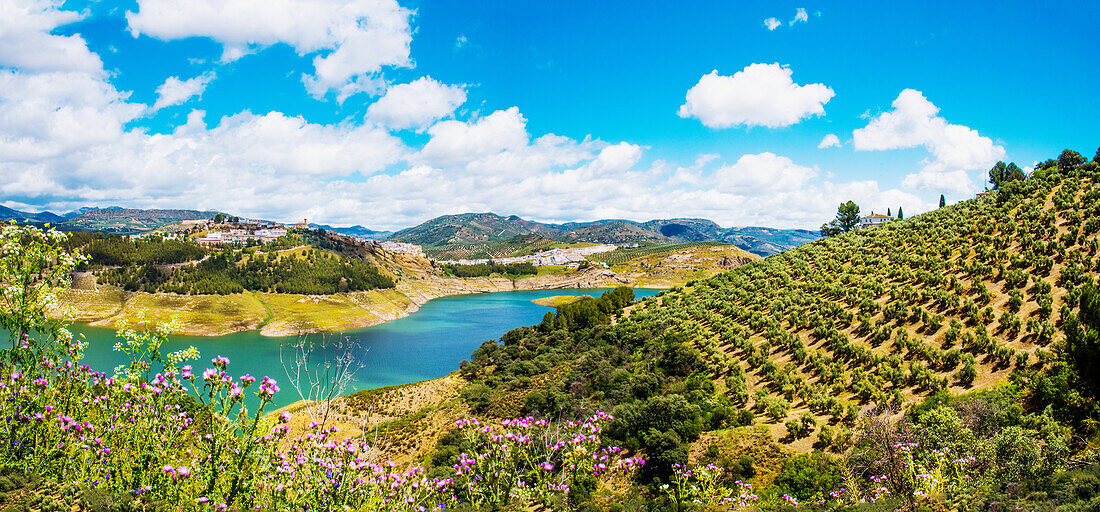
[0,0,103,73]
[678,63,834,129]
[763,17,781,30]
[152,72,215,111]
[853,89,1005,194]
[713,152,817,193]
[2,0,941,232]
[818,134,840,148]
[125,0,413,99]
[416,107,531,167]
[0,70,145,162]
[366,77,466,130]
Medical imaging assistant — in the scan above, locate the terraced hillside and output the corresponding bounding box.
[387,212,561,246]
[421,234,560,260]
[60,208,218,233]
[457,169,1098,460]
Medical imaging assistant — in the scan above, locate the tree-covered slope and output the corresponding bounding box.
[457,167,1098,456]
[388,212,818,256]
[386,212,563,246]
[59,208,219,233]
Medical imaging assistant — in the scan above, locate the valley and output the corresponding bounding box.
[53,230,758,335]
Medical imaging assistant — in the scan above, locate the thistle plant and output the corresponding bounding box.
[661,463,758,511]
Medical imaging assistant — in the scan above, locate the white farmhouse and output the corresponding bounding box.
[857,212,892,229]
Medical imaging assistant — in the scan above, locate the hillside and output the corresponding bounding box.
[56,229,757,335]
[720,226,821,256]
[0,205,65,223]
[425,233,561,260]
[60,207,219,233]
[387,212,561,246]
[463,176,1090,420]
[390,212,819,257]
[310,223,393,240]
[327,163,1100,508]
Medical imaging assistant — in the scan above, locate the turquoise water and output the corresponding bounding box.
[59,288,662,408]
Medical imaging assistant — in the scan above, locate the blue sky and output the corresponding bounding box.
[2,0,1097,230]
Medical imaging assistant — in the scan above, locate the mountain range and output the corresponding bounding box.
[1,206,217,233]
[0,205,92,223]
[309,224,393,240]
[387,212,819,256]
[2,205,819,256]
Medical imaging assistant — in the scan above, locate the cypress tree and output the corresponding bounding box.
[939,194,946,208]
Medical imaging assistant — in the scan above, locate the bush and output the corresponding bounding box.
[771,452,847,501]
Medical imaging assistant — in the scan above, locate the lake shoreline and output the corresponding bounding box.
[63,288,667,410]
[58,269,670,337]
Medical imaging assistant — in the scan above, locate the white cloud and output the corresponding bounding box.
[818,133,840,148]
[853,89,1005,194]
[791,8,809,25]
[152,72,215,111]
[0,0,103,74]
[366,77,466,130]
[0,70,145,161]
[764,8,813,31]
[416,107,531,167]
[455,35,468,49]
[0,0,944,232]
[678,63,834,129]
[126,0,413,100]
[713,152,817,193]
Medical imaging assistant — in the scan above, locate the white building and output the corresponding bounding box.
[380,241,425,256]
[857,213,892,229]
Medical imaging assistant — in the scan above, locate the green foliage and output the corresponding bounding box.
[98,247,394,294]
[0,223,85,368]
[821,200,860,236]
[442,261,537,278]
[771,452,847,502]
[67,232,205,267]
[989,161,1026,189]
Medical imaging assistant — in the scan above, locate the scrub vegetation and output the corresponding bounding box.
[1,148,1098,511]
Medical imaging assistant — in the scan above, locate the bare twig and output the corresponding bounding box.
[279,333,365,428]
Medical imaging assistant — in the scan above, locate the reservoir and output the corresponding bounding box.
[62,288,662,408]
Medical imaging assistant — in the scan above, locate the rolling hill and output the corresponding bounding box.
[387,212,562,246]
[450,167,1096,450]
[388,212,819,257]
[310,223,393,240]
[331,160,1100,510]
[0,205,66,223]
[59,208,219,233]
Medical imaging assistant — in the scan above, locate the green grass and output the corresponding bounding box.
[531,295,592,307]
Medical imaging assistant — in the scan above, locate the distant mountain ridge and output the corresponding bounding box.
[310,223,393,240]
[60,208,219,234]
[388,212,818,256]
[4,203,818,255]
[0,205,65,223]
